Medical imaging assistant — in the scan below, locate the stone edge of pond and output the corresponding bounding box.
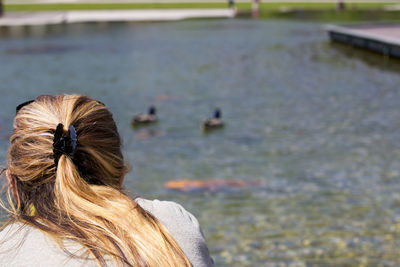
[325,23,400,59]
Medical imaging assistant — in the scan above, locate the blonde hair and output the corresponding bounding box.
[3,94,190,267]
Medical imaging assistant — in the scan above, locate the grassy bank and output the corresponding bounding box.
[259,9,400,22]
[254,10,400,22]
[254,2,400,22]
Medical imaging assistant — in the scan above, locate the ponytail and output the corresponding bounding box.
[4,95,191,267]
[51,155,190,266]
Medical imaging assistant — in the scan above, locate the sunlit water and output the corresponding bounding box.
[1,19,400,266]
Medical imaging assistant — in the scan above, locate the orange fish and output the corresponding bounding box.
[165,179,261,192]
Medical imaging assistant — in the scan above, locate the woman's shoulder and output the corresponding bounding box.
[136,198,200,229]
[136,198,214,267]
[0,222,92,266]
[0,199,214,267]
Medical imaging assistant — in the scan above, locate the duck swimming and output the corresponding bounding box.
[131,106,157,127]
[202,108,224,130]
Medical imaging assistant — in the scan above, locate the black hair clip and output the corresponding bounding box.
[53,123,77,166]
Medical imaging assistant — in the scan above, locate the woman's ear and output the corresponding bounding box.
[6,169,18,200]
[119,175,125,187]
[6,169,14,187]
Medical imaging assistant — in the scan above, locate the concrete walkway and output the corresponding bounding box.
[5,0,397,3]
[0,9,235,26]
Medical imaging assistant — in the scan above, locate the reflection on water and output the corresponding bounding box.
[329,42,400,73]
[1,20,400,266]
[0,22,111,38]
[6,44,80,55]
[135,128,165,140]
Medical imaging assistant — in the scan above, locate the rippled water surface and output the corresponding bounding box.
[1,19,400,266]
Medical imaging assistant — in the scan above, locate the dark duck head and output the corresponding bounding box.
[148,106,156,115]
[213,108,221,119]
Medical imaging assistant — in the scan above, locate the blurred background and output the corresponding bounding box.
[2,0,400,266]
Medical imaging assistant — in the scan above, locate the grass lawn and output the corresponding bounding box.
[258,9,400,22]
[3,2,400,22]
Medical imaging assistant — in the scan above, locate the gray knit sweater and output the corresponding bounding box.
[0,198,214,267]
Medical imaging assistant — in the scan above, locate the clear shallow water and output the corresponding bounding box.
[1,19,400,266]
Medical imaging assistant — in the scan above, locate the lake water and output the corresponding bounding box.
[1,19,400,266]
